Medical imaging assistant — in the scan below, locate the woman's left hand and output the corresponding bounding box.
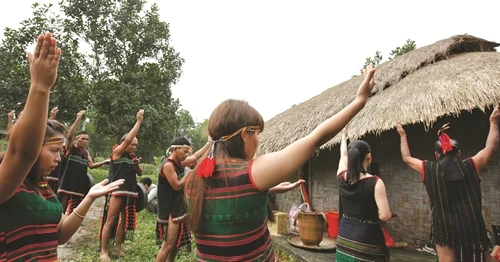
[279,179,305,190]
[87,179,124,200]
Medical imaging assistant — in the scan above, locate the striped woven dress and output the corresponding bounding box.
[189,159,275,262]
[0,181,62,262]
[422,158,489,261]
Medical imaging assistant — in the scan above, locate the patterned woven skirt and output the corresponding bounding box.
[98,194,137,246]
[336,216,389,262]
[156,219,192,256]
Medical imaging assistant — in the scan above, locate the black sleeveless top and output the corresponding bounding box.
[108,152,139,197]
[58,146,90,196]
[157,158,186,222]
[423,158,489,249]
[337,172,380,222]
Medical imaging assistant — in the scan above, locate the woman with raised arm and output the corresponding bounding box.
[396,108,500,262]
[185,65,376,261]
[335,126,392,262]
[99,109,144,262]
[0,32,124,262]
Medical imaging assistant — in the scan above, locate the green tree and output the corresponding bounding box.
[352,51,383,77]
[173,110,208,151]
[389,39,416,59]
[175,109,195,138]
[0,3,90,124]
[186,119,209,151]
[360,50,383,73]
[353,40,417,77]
[80,109,116,158]
[59,0,184,163]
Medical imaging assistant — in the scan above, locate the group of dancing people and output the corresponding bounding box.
[0,32,497,262]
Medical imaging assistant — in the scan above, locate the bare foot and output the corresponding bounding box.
[67,237,77,244]
[100,252,110,262]
[114,248,125,257]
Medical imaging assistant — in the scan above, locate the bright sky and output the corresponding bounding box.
[1,0,499,122]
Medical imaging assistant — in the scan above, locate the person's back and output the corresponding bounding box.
[335,137,391,262]
[397,112,500,262]
[422,158,489,249]
[195,159,273,262]
[148,184,157,201]
[338,174,380,222]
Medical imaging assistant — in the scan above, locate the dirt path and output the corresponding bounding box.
[58,197,105,261]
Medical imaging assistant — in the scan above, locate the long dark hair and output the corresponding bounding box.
[186,99,269,234]
[0,120,66,193]
[346,140,371,184]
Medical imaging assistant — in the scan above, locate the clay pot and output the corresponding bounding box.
[297,212,326,246]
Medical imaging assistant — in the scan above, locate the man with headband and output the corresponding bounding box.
[58,110,110,215]
[396,106,500,262]
[156,137,210,262]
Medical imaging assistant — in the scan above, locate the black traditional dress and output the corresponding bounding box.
[58,146,90,214]
[156,158,191,253]
[98,152,139,242]
[336,172,389,262]
[422,158,489,261]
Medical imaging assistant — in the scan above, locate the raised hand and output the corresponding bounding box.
[489,106,500,123]
[27,33,61,90]
[365,64,375,90]
[86,179,124,200]
[136,109,144,123]
[7,110,15,120]
[342,124,349,140]
[50,106,59,119]
[357,64,376,100]
[396,123,406,137]
[76,110,86,119]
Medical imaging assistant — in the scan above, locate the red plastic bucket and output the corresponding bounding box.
[325,212,340,238]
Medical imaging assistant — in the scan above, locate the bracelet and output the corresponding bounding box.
[73,210,85,219]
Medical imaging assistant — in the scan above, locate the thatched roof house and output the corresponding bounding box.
[260,35,500,244]
[258,35,500,154]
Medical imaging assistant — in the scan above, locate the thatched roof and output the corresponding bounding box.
[258,35,500,154]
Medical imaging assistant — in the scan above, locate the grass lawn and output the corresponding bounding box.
[69,165,293,261]
[70,166,196,261]
[71,203,197,261]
